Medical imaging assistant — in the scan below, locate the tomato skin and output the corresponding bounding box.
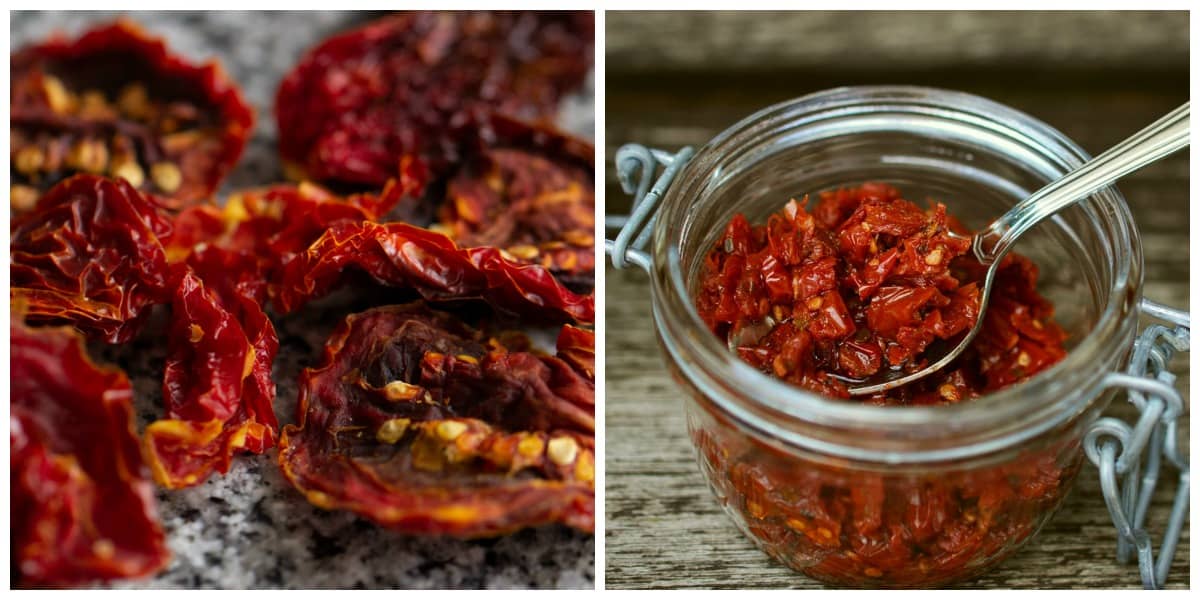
[436,115,596,290]
[11,322,171,588]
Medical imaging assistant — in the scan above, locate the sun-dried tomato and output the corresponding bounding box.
[143,261,279,488]
[165,172,416,280]
[277,303,594,536]
[11,320,170,587]
[692,182,1073,586]
[10,19,254,212]
[275,11,592,189]
[11,174,279,488]
[274,220,595,324]
[12,175,173,343]
[435,114,595,290]
[697,183,1066,404]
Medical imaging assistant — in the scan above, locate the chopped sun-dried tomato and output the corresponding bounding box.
[11,320,170,587]
[10,19,253,212]
[278,302,594,537]
[696,182,1066,404]
[692,183,1073,586]
[693,422,1081,587]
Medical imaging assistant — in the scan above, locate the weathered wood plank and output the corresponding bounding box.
[606,11,1188,73]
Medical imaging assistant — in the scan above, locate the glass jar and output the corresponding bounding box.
[644,86,1144,587]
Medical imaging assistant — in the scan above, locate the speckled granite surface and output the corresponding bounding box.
[11,11,595,589]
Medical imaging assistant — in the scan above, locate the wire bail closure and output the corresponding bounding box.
[604,144,694,272]
[606,142,1189,588]
[1084,298,1189,589]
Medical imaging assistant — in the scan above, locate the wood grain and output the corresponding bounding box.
[606,11,1188,73]
[603,11,1189,590]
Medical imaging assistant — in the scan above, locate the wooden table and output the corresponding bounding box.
[603,11,1189,589]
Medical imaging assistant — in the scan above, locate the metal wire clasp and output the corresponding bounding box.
[604,144,694,272]
[1083,298,1190,589]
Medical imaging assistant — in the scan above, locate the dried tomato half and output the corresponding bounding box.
[435,114,595,290]
[11,175,280,488]
[144,262,280,488]
[11,320,170,587]
[278,303,594,536]
[165,173,416,277]
[11,19,254,212]
[12,175,173,343]
[274,220,595,324]
[696,183,1066,404]
[275,11,593,189]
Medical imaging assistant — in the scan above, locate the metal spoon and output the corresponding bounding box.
[844,102,1190,396]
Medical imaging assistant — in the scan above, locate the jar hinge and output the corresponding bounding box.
[604,144,694,272]
[1084,298,1189,589]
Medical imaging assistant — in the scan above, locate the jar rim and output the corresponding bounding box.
[649,85,1141,461]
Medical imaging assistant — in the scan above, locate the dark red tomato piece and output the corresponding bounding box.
[10,19,253,212]
[277,303,594,536]
[12,175,280,488]
[275,11,592,189]
[274,220,594,324]
[165,176,416,297]
[436,114,594,291]
[11,321,170,587]
[11,175,172,343]
[144,263,279,489]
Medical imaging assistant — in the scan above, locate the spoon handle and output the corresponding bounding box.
[976,102,1189,263]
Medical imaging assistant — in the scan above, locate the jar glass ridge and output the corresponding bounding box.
[644,86,1143,586]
